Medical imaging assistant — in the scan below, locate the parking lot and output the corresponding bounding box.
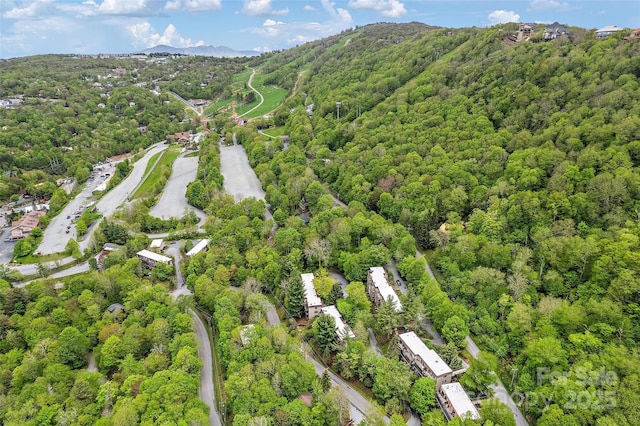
[149,152,205,221]
[0,228,16,265]
[36,163,116,255]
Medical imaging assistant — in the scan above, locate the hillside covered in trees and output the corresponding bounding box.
[1,20,639,426]
[241,22,640,425]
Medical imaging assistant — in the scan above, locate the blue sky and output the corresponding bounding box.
[1,0,638,58]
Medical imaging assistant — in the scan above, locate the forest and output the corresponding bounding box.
[245,21,640,426]
[1,19,639,426]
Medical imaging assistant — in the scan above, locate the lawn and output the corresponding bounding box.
[131,147,181,199]
[260,126,286,138]
[205,67,288,119]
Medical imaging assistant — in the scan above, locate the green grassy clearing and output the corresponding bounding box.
[260,127,286,137]
[143,151,163,176]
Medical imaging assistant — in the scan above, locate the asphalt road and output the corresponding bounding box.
[36,163,115,255]
[188,307,222,426]
[95,143,168,220]
[149,153,206,222]
[304,347,383,425]
[219,144,266,201]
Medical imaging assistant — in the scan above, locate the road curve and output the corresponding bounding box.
[187,308,222,426]
[238,68,264,118]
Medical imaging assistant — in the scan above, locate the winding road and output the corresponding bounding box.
[188,307,222,426]
[238,68,264,118]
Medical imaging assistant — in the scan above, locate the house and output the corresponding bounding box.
[516,23,535,42]
[10,210,46,239]
[186,239,210,257]
[624,28,640,40]
[437,382,480,421]
[302,273,323,320]
[544,22,569,41]
[149,239,165,252]
[98,243,121,269]
[366,266,402,312]
[398,331,452,389]
[167,131,191,144]
[596,25,623,39]
[321,305,355,341]
[136,249,174,268]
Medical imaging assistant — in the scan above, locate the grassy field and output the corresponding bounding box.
[205,67,288,119]
[132,147,181,199]
[259,126,286,137]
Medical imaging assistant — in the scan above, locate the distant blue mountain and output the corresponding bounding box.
[137,44,260,57]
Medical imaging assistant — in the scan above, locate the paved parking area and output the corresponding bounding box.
[219,144,265,201]
[150,153,205,221]
[0,228,16,264]
[36,163,116,255]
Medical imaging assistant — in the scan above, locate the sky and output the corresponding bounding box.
[1,0,638,58]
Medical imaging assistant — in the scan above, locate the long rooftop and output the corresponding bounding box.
[440,382,480,420]
[187,239,210,256]
[302,273,322,307]
[321,305,355,340]
[136,249,173,264]
[399,331,452,376]
[369,266,402,312]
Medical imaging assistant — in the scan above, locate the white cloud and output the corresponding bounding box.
[322,0,352,23]
[347,0,407,18]
[2,0,55,19]
[304,5,318,12]
[165,0,222,13]
[599,10,606,15]
[488,10,520,24]
[263,19,284,26]
[529,0,570,11]
[97,0,161,16]
[242,0,288,16]
[127,22,204,48]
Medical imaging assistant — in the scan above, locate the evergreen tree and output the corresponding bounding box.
[314,313,337,353]
[326,283,344,306]
[285,273,306,319]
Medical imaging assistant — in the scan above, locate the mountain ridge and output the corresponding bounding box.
[135,44,260,57]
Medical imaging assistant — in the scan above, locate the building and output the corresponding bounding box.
[302,273,323,320]
[321,305,355,341]
[366,267,402,312]
[186,239,210,257]
[167,131,191,144]
[10,210,46,239]
[98,243,121,269]
[398,331,452,388]
[596,25,624,39]
[516,23,535,42]
[149,239,165,252]
[437,382,480,421]
[624,28,640,40]
[136,249,174,268]
[544,22,569,41]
